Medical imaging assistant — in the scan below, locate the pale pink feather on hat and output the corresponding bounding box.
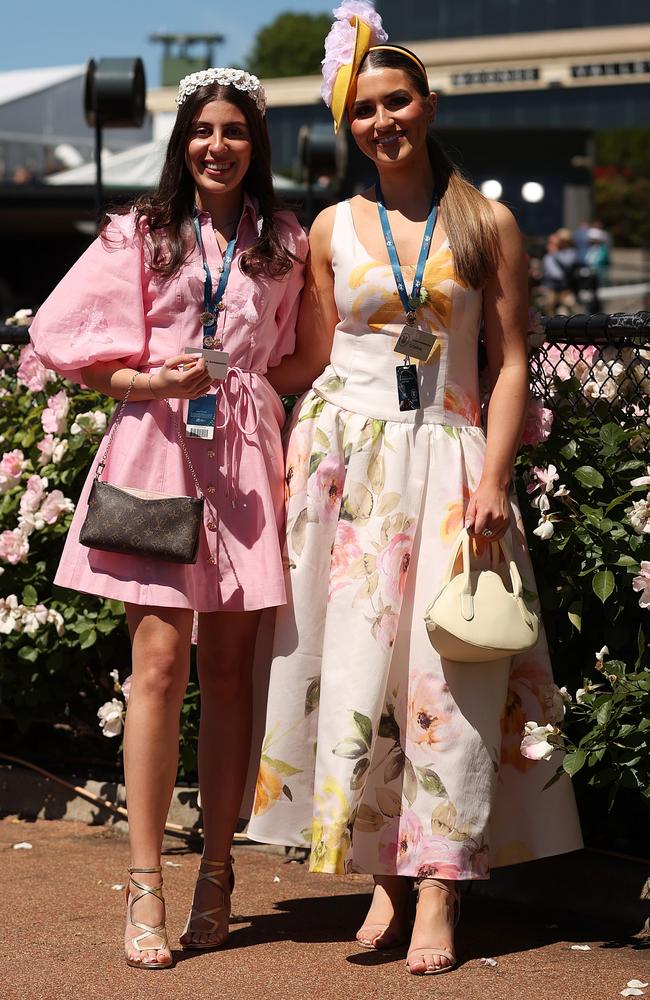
[321,1,388,106]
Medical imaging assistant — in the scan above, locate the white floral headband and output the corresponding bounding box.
[176,67,267,116]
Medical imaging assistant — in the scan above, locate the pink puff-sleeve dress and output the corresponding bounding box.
[29,195,307,612]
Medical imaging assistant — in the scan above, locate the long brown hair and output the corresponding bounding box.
[358,47,500,289]
[103,82,296,280]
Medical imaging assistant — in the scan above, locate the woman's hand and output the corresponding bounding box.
[464,480,511,541]
[150,354,213,400]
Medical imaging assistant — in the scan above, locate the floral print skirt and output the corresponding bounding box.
[246,391,583,878]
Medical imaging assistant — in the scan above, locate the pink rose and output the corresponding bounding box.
[36,435,68,466]
[378,808,423,874]
[520,397,554,447]
[41,389,70,434]
[0,528,29,565]
[285,421,313,500]
[0,449,27,492]
[19,475,48,514]
[16,344,55,393]
[328,522,363,598]
[308,453,345,523]
[414,835,470,880]
[377,530,414,607]
[121,674,132,703]
[406,670,455,763]
[38,490,74,525]
[370,607,399,650]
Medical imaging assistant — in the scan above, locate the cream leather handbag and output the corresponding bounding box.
[424,528,539,662]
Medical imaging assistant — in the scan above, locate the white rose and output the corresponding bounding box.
[70,411,107,436]
[46,608,65,636]
[0,595,21,634]
[20,604,50,635]
[520,721,560,761]
[533,517,554,540]
[97,698,125,738]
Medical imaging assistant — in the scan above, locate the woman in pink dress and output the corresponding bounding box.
[30,68,306,969]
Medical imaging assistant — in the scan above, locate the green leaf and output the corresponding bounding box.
[415,767,448,797]
[599,423,626,448]
[17,645,39,663]
[308,451,327,478]
[350,756,370,790]
[574,466,604,489]
[304,678,320,717]
[261,755,303,776]
[592,570,615,604]
[351,711,372,749]
[616,555,640,570]
[332,738,368,760]
[21,584,38,606]
[378,711,400,742]
[596,701,612,726]
[560,440,577,460]
[567,599,582,632]
[562,750,586,776]
[79,629,97,649]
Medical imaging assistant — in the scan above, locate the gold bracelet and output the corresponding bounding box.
[147,373,158,399]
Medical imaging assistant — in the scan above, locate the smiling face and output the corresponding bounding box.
[349,67,435,168]
[185,98,252,200]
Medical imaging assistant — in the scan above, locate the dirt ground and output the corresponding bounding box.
[0,816,647,1000]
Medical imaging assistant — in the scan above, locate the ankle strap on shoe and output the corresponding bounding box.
[200,856,234,869]
[128,865,163,875]
[417,877,457,895]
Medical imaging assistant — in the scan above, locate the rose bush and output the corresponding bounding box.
[516,338,650,832]
[0,318,204,779]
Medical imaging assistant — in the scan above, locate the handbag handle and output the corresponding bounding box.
[444,528,526,622]
[94,372,204,500]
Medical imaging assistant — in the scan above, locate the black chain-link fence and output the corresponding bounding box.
[529,312,650,426]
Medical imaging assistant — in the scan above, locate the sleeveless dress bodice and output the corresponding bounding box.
[313,200,484,425]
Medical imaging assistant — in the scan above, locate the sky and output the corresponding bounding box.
[2,0,331,87]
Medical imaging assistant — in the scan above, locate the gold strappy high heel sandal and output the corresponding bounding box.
[180,856,235,950]
[124,865,172,970]
[406,878,460,976]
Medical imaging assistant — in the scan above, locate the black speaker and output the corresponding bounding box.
[84,58,146,129]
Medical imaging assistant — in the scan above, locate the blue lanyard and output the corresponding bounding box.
[192,211,239,345]
[375,183,438,324]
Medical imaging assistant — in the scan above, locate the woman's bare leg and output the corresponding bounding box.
[180,609,262,947]
[123,603,193,966]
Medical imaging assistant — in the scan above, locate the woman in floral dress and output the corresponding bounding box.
[247,1,582,977]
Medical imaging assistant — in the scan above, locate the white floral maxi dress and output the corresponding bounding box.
[246,202,582,878]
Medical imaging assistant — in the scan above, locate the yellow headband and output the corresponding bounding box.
[330,36,429,133]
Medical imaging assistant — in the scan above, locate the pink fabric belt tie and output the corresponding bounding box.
[215,367,261,507]
[215,366,261,435]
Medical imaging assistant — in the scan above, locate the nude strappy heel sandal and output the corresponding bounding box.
[180,856,235,950]
[356,881,410,951]
[124,865,172,970]
[406,878,460,976]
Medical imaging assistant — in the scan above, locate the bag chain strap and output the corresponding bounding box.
[94,371,204,500]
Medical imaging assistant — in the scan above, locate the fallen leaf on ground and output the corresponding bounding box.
[570,944,591,951]
[273,875,280,883]
[12,842,32,850]
[621,990,644,997]
[479,958,497,967]
[628,984,649,990]
[111,883,125,890]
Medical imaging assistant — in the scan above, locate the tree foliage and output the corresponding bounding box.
[246,12,331,79]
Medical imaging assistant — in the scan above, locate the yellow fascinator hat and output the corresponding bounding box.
[321,1,388,133]
[321,2,430,132]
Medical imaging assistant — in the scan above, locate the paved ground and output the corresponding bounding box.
[1,816,647,1000]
